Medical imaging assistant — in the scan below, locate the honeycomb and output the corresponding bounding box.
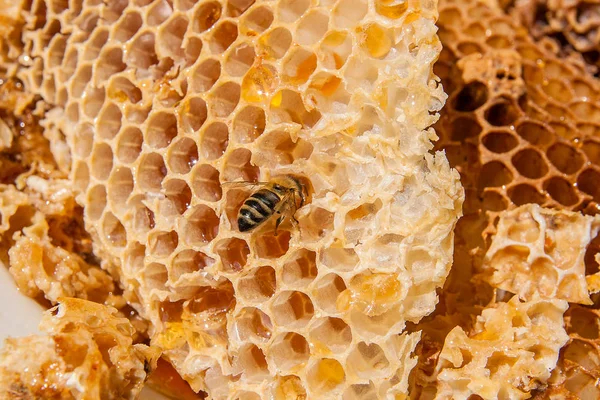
[435,296,569,400]
[4,0,464,398]
[0,298,159,400]
[483,204,600,304]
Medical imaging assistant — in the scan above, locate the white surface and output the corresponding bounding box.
[0,263,167,399]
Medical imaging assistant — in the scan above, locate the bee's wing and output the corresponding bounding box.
[221,181,270,190]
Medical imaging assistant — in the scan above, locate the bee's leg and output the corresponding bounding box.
[275,215,284,235]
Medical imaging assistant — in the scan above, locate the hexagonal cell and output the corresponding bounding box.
[102,212,127,248]
[149,231,179,257]
[73,123,94,158]
[193,1,222,32]
[309,317,352,353]
[47,34,66,69]
[114,11,143,42]
[346,342,390,379]
[96,47,126,82]
[83,28,109,61]
[127,32,158,70]
[180,96,207,133]
[282,248,317,287]
[343,383,378,400]
[313,273,346,313]
[107,166,134,208]
[544,177,579,206]
[223,148,259,182]
[240,5,273,35]
[167,137,198,175]
[182,205,219,245]
[512,148,548,179]
[258,27,292,59]
[72,64,92,98]
[116,126,143,164]
[547,143,584,175]
[86,185,107,221]
[191,164,222,202]
[108,77,142,104]
[138,153,167,192]
[578,169,600,202]
[319,31,352,70]
[159,300,184,323]
[320,247,359,272]
[482,190,508,212]
[283,47,317,84]
[192,58,221,92]
[162,179,192,215]
[146,112,178,149]
[482,131,518,153]
[507,184,546,206]
[478,161,513,189]
[224,42,255,77]
[333,0,367,28]
[231,307,273,342]
[298,206,334,241]
[96,103,122,140]
[131,200,155,235]
[200,122,229,160]
[583,140,600,166]
[209,21,238,53]
[73,162,90,192]
[215,237,250,272]
[232,106,266,143]
[271,291,314,329]
[238,266,276,302]
[83,86,105,118]
[170,249,215,282]
[452,81,488,112]
[90,142,113,181]
[255,130,313,167]
[515,121,553,146]
[269,332,310,371]
[123,241,146,274]
[158,15,189,57]
[235,344,269,380]
[209,81,240,117]
[142,262,168,291]
[184,36,203,66]
[147,0,172,25]
[307,358,346,394]
[278,0,309,22]
[255,231,291,259]
[296,10,328,45]
[270,89,321,128]
[484,97,520,126]
[241,64,279,103]
[358,23,393,58]
[449,116,482,142]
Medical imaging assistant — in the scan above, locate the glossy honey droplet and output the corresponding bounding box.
[360,23,393,58]
[309,74,341,97]
[275,375,307,400]
[315,359,345,391]
[242,64,278,103]
[337,272,402,316]
[375,0,409,19]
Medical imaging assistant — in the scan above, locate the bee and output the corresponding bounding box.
[227,175,308,233]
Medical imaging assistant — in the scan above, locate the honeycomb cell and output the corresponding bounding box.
[485,98,520,126]
[158,15,189,58]
[210,21,238,54]
[320,31,352,70]
[167,137,198,175]
[283,47,317,84]
[578,169,600,202]
[515,121,553,147]
[149,231,179,257]
[299,206,334,241]
[334,0,367,28]
[162,179,192,215]
[74,123,94,158]
[546,143,584,175]
[482,131,518,153]
[210,81,240,117]
[200,122,229,160]
[296,10,329,45]
[508,184,546,206]
[359,23,393,59]
[278,0,309,23]
[255,231,291,259]
[452,81,488,112]
[272,290,314,329]
[238,266,276,302]
[108,77,142,104]
[223,148,259,182]
[241,64,278,103]
[86,185,107,221]
[282,249,317,287]
[193,1,222,32]
[227,0,254,17]
[479,161,513,189]
[82,86,105,118]
[236,344,269,380]
[96,47,126,82]
[147,0,171,25]
[184,37,203,66]
[182,205,219,245]
[138,153,167,192]
[107,167,134,208]
[116,126,143,164]
[73,162,90,192]
[224,43,255,77]
[48,35,67,69]
[190,164,222,202]
[114,11,143,42]
[269,332,310,371]
[231,307,273,342]
[240,5,273,35]
[216,237,250,272]
[256,129,313,166]
[90,142,114,181]
[83,28,109,61]
[583,140,600,165]
[347,342,390,379]
[127,32,158,69]
[147,112,177,149]
[232,106,266,143]
[450,116,482,141]
[313,273,347,313]
[258,27,292,59]
[309,317,352,354]
[544,177,578,206]
[170,249,214,282]
[512,148,548,179]
[270,89,321,127]
[307,358,346,394]
[192,58,221,92]
[320,247,359,272]
[72,65,92,98]
[102,212,127,248]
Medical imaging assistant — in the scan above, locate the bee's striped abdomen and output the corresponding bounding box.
[238,189,281,232]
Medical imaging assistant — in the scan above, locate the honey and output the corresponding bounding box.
[314,359,345,392]
[241,64,278,103]
[360,24,393,59]
[375,0,409,19]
